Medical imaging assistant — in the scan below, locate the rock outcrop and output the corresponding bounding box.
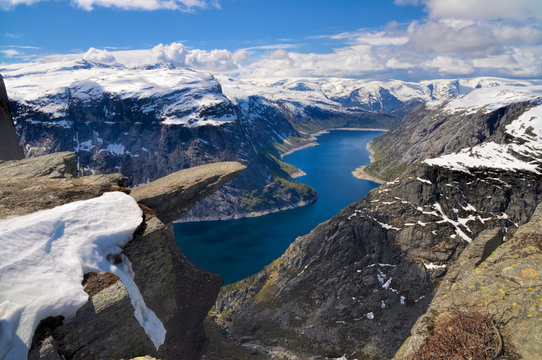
[209,160,541,359]
[0,152,245,360]
[0,74,24,161]
[395,203,542,359]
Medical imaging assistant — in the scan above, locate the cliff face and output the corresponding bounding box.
[0,74,24,161]
[210,163,541,359]
[365,88,541,181]
[0,152,245,360]
[209,87,542,359]
[7,63,518,220]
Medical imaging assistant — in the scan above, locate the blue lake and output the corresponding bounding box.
[174,130,382,284]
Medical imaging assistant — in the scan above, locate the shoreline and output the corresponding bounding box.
[351,142,386,184]
[280,127,388,159]
[175,197,317,223]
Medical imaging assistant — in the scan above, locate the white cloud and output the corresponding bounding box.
[355,32,409,46]
[0,49,20,57]
[149,42,242,71]
[406,20,542,54]
[4,32,23,39]
[396,0,542,21]
[423,56,474,75]
[186,49,240,71]
[152,42,187,65]
[0,0,219,11]
[82,47,117,64]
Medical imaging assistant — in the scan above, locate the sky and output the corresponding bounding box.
[1,0,541,80]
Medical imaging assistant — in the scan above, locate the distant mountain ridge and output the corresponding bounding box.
[1,58,539,218]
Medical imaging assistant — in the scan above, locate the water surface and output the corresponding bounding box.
[174,130,382,284]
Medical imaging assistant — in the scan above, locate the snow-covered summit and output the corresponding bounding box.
[1,59,236,127]
[217,75,536,114]
[3,54,538,126]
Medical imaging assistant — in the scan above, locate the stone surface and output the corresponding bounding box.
[395,203,542,359]
[0,151,76,179]
[0,152,124,219]
[1,153,244,359]
[0,74,24,161]
[365,101,531,181]
[131,161,246,223]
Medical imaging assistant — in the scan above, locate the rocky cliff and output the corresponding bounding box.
[394,203,542,359]
[365,85,542,181]
[0,151,245,360]
[0,74,24,161]
[208,86,542,359]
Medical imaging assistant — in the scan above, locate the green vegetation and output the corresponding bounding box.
[364,136,408,181]
[266,153,301,177]
[240,177,316,213]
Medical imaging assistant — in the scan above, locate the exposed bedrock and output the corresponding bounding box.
[0,152,245,360]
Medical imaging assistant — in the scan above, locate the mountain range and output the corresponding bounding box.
[2,58,538,220]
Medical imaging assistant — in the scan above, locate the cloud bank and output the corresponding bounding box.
[2,0,541,79]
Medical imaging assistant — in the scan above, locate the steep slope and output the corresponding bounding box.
[365,85,542,181]
[1,60,317,220]
[0,74,24,160]
[209,87,542,359]
[3,58,532,219]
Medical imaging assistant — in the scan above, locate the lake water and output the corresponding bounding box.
[174,130,383,284]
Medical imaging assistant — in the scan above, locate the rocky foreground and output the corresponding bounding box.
[0,151,244,360]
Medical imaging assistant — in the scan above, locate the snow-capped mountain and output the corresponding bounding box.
[424,86,542,175]
[1,56,539,219]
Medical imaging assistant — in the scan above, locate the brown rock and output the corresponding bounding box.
[131,161,246,223]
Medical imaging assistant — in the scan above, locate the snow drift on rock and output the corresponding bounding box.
[0,192,166,360]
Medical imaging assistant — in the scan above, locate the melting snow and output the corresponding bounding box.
[0,192,166,359]
[416,177,432,185]
[443,85,542,115]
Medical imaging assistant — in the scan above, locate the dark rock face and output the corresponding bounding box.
[210,160,542,359]
[9,75,400,220]
[0,152,245,360]
[0,74,24,161]
[365,101,531,181]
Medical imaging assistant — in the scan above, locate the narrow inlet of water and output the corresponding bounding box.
[174,130,383,284]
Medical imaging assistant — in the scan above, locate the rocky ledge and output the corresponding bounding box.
[0,151,245,360]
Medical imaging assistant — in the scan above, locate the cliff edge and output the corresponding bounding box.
[0,74,24,161]
[0,152,245,360]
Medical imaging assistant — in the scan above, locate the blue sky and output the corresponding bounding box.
[1,0,542,79]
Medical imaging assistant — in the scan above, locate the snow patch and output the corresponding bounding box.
[424,262,447,270]
[0,192,166,359]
